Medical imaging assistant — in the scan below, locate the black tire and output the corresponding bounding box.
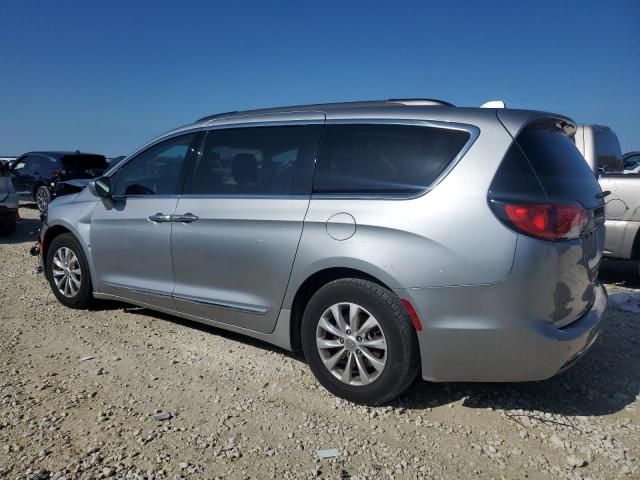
[0,216,16,236]
[45,233,94,308]
[301,278,419,405]
[36,186,51,213]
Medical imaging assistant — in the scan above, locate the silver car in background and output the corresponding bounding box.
[37,100,607,404]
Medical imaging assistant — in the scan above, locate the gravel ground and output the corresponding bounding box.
[1,205,639,480]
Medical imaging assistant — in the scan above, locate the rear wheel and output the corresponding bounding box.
[301,278,419,405]
[36,186,50,213]
[46,233,93,308]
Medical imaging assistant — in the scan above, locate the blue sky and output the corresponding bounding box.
[1,0,638,156]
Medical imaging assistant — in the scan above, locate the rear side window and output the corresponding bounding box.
[508,125,602,209]
[188,125,322,196]
[60,154,107,175]
[313,124,471,195]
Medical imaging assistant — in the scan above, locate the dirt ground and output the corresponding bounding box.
[1,205,639,480]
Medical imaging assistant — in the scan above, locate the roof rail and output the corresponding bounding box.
[196,111,239,123]
[385,98,455,107]
[480,100,507,109]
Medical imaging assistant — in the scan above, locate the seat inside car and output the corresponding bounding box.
[232,153,258,193]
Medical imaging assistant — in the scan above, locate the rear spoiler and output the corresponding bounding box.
[497,110,577,141]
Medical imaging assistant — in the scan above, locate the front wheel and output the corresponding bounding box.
[301,278,420,405]
[36,186,51,213]
[46,233,93,308]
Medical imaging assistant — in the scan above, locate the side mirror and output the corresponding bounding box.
[90,176,112,198]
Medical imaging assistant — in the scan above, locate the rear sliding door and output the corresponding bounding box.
[170,114,324,333]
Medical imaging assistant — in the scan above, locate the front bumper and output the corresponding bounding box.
[397,281,607,382]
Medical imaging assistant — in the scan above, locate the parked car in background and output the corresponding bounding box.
[0,157,18,168]
[574,124,640,264]
[0,161,18,235]
[623,151,640,173]
[11,151,107,212]
[35,100,606,404]
[106,156,127,168]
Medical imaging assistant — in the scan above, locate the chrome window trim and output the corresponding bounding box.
[202,118,325,131]
[312,118,480,201]
[201,110,326,128]
[110,194,181,201]
[177,194,310,200]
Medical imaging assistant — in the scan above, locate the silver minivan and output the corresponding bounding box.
[37,100,607,404]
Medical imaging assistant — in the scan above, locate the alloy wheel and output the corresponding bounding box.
[51,247,82,297]
[37,188,49,212]
[315,302,387,386]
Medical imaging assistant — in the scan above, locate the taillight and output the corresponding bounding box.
[491,201,587,240]
[52,169,67,177]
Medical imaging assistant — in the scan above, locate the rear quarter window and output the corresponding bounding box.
[313,124,471,195]
[517,126,602,209]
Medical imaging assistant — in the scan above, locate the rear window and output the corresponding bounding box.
[60,154,108,174]
[517,126,602,209]
[595,130,623,172]
[313,124,471,195]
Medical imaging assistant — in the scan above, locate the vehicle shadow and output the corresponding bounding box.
[128,293,638,418]
[599,259,640,288]
[0,217,40,245]
[120,306,306,363]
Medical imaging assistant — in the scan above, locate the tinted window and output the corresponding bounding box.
[313,124,470,195]
[488,141,547,203]
[12,159,27,170]
[517,126,602,208]
[595,130,623,172]
[189,125,321,196]
[31,156,54,172]
[60,154,107,175]
[113,134,195,196]
[624,154,640,170]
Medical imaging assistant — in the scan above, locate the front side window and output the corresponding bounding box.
[113,134,196,196]
[624,154,640,170]
[12,158,27,170]
[313,124,471,195]
[188,125,321,196]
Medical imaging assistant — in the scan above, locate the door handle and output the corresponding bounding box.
[148,213,173,223]
[172,213,199,223]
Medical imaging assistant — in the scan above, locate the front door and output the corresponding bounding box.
[11,156,34,196]
[171,117,323,333]
[90,132,199,309]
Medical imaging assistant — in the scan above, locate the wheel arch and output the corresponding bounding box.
[42,219,98,290]
[32,182,49,200]
[288,267,393,351]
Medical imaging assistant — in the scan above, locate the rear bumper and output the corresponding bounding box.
[397,281,606,382]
